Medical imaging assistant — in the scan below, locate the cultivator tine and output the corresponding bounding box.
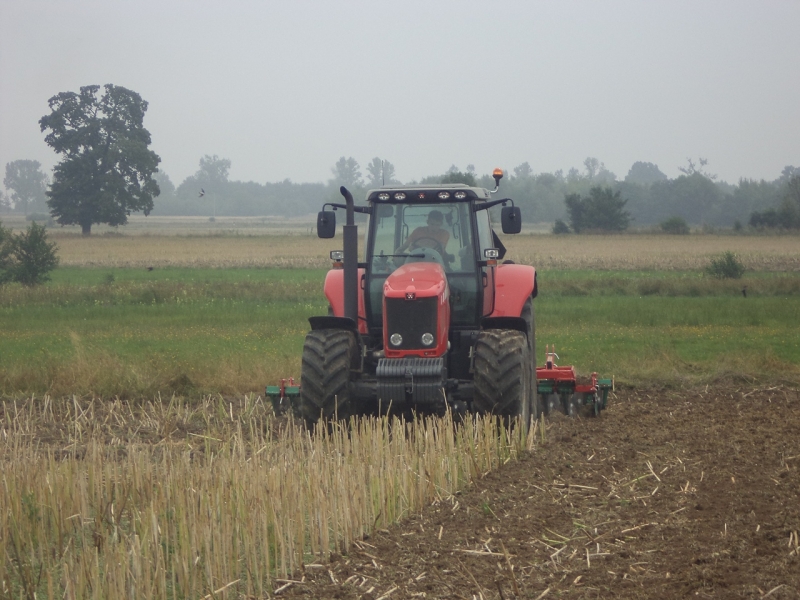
[266,377,301,416]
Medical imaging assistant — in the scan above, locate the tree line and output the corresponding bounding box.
[140,156,800,232]
[2,84,799,234]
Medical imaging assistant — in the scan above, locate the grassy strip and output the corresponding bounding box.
[2,267,798,309]
[1,268,798,397]
[0,299,317,397]
[538,296,800,387]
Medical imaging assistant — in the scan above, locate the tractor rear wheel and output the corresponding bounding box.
[298,329,356,426]
[473,329,530,429]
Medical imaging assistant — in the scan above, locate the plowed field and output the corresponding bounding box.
[280,386,799,599]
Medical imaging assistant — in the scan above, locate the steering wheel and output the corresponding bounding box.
[404,246,447,268]
[410,237,446,257]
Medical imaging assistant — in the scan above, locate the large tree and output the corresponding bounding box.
[196,154,231,188]
[513,162,533,179]
[39,84,161,235]
[3,160,49,216]
[583,157,617,183]
[174,155,231,218]
[440,166,476,186]
[331,157,362,188]
[365,157,398,187]
[152,170,175,198]
[624,161,668,185]
[678,157,717,180]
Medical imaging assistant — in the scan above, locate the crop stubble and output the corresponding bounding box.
[50,232,800,271]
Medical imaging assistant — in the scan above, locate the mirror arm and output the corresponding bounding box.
[473,198,514,212]
[323,202,372,215]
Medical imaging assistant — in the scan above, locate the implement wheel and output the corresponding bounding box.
[298,329,356,426]
[473,329,530,429]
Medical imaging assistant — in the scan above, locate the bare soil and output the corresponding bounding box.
[279,386,800,599]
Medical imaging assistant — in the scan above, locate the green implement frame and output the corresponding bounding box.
[266,378,301,415]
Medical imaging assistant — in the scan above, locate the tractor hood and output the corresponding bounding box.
[382,262,450,358]
[383,262,449,300]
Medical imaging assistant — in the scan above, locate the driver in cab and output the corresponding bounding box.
[395,210,450,256]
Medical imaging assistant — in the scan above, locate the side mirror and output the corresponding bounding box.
[501,206,522,234]
[317,211,336,238]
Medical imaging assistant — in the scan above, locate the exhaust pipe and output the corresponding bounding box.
[340,186,358,324]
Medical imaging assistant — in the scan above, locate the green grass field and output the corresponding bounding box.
[1,260,798,397]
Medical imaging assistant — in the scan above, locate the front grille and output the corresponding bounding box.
[385,296,437,350]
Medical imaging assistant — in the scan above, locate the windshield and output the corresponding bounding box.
[371,202,475,274]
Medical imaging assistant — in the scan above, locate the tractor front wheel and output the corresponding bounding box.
[298,329,356,427]
[473,329,530,429]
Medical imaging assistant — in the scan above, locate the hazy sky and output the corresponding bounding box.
[2,1,798,188]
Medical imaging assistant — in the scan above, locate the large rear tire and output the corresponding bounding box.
[298,329,356,426]
[473,330,530,429]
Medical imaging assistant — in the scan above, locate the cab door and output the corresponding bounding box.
[475,209,495,316]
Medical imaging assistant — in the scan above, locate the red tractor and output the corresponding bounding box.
[298,170,539,425]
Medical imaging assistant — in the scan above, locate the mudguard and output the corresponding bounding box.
[488,264,537,318]
[324,268,368,334]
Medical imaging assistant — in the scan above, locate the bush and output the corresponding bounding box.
[705,251,745,279]
[552,219,570,234]
[564,187,631,233]
[0,221,59,286]
[660,216,690,235]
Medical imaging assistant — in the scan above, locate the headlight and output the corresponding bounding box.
[421,333,434,346]
[454,191,467,199]
[390,333,403,346]
[394,192,406,200]
[378,193,390,201]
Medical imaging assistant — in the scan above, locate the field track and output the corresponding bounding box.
[281,386,800,599]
